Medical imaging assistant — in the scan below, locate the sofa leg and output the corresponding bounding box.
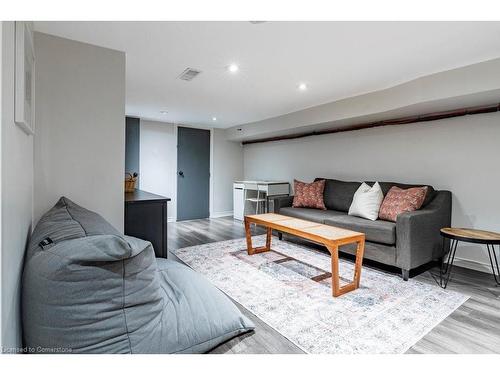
[401,269,410,281]
[278,232,283,241]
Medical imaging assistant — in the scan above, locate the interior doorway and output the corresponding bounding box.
[176,126,210,221]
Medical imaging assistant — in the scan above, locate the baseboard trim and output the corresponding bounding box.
[167,217,176,223]
[210,211,233,218]
[453,256,494,275]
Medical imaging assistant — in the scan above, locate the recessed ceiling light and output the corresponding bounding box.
[212,117,217,121]
[298,83,308,91]
[159,110,168,114]
[228,64,239,73]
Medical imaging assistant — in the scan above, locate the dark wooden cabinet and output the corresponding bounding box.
[124,189,171,258]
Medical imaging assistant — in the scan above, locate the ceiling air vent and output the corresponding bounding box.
[178,68,202,81]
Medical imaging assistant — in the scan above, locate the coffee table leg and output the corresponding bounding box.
[244,218,254,254]
[245,218,272,255]
[329,244,341,297]
[353,239,365,288]
[266,227,272,249]
[328,240,364,297]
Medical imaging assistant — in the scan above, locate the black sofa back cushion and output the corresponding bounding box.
[315,178,361,212]
[315,178,436,213]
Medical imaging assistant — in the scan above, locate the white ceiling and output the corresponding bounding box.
[34,21,500,129]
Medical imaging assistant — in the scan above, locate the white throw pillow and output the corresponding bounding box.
[348,182,384,221]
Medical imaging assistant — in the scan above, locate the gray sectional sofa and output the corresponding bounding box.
[273,178,452,280]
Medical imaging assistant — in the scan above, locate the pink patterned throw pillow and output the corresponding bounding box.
[292,179,326,210]
[378,186,428,222]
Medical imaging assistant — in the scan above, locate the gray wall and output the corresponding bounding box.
[1,22,34,349]
[243,112,500,272]
[125,116,140,180]
[33,32,126,231]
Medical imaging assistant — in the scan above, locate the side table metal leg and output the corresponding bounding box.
[440,239,458,288]
[487,244,500,285]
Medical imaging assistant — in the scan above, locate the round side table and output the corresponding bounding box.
[440,228,500,288]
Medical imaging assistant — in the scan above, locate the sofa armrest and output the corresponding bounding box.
[395,191,452,270]
[272,196,294,213]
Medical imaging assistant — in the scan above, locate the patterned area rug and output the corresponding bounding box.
[173,235,468,354]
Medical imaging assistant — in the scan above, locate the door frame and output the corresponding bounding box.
[172,123,214,222]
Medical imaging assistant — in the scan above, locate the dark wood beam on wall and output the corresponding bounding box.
[241,102,500,145]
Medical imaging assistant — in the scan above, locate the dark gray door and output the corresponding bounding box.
[177,127,210,221]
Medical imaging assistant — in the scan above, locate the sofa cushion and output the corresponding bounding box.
[324,214,396,245]
[316,178,436,211]
[316,178,362,212]
[280,207,345,223]
[373,181,436,207]
[293,179,326,210]
[23,197,254,353]
[348,182,384,221]
[279,206,396,245]
[379,186,428,222]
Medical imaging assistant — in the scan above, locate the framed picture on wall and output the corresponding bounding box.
[15,21,35,135]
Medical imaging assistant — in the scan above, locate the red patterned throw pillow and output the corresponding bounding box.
[378,186,428,222]
[292,179,326,210]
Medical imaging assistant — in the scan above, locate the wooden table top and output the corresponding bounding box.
[245,213,364,243]
[125,189,171,203]
[441,227,500,244]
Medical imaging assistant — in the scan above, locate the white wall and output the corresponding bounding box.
[212,128,243,216]
[244,113,500,273]
[33,32,126,231]
[1,22,34,349]
[139,120,177,221]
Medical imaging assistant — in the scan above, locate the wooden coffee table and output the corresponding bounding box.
[244,213,365,297]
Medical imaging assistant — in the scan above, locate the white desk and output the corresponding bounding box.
[233,180,290,220]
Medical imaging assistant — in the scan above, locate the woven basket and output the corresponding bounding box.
[125,173,137,193]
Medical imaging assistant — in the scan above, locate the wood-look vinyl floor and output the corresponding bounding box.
[168,217,500,354]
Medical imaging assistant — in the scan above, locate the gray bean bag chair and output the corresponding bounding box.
[22,197,254,353]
